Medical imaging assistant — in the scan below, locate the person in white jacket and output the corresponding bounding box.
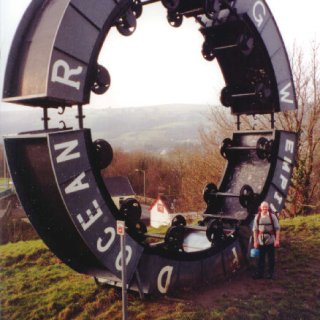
[252,201,280,279]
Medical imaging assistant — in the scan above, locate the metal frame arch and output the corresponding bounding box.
[3,0,297,114]
[2,0,299,295]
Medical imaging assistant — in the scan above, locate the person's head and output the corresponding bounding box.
[260,201,269,213]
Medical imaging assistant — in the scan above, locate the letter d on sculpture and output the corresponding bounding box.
[157,266,173,294]
[51,59,83,90]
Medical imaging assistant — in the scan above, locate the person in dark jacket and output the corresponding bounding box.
[252,201,280,279]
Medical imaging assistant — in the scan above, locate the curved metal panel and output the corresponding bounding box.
[3,0,296,115]
[131,239,243,295]
[236,0,297,112]
[3,0,71,105]
[263,131,297,213]
[4,134,105,274]
[205,130,297,220]
[1,0,298,296]
[2,0,46,102]
[71,0,118,29]
[47,129,144,281]
[2,0,127,107]
[200,0,297,114]
[206,130,274,219]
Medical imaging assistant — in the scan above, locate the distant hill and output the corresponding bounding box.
[86,104,212,152]
[0,104,213,152]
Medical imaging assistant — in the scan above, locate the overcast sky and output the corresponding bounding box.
[0,0,319,112]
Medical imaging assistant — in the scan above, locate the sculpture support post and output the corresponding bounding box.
[117,220,128,320]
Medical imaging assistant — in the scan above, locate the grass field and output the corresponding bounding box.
[0,214,319,320]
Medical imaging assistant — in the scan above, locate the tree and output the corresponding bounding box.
[278,42,320,215]
[167,139,226,211]
[101,148,182,201]
[198,42,320,216]
[101,41,320,216]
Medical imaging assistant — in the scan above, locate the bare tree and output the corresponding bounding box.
[101,42,320,215]
[275,42,320,215]
[198,42,320,216]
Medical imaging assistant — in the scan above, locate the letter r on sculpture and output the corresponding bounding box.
[51,59,83,90]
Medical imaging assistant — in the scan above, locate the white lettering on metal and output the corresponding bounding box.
[274,192,283,205]
[77,200,103,231]
[280,174,288,190]
[282,160,291,173]
[280,82,294,104]
[51,59,83,90]
[284,156,293,164]
[97,227,116,253]
[54,140,80,163]
[115,246,133,271]
[157,266,173,294]
[285,139,295,153]
[65,172,89,194]
[253,1,266,28]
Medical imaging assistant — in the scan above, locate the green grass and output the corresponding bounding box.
[1,215,320,320]
[0,240,97,320]
[209,214,320,320]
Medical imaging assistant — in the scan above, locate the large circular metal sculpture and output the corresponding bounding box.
[2,0,297,295]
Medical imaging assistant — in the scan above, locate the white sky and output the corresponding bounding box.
[0,0,319,111]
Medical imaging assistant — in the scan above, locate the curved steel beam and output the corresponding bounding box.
[2,0,298,295]
[2,0,297,114]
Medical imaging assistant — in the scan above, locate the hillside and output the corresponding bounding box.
[86,104,212,152]
[0,214,319,320]
[0,104,214,153]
